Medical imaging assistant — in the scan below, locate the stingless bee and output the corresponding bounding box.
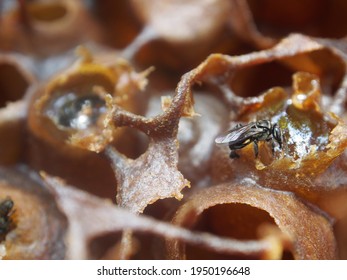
[215,120,283,159]
[0,198,14,235]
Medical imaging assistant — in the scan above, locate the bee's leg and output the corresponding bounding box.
[271,140,275,154]
[229,150,240,159]
[265,138,276,155]
[253,140,259,158]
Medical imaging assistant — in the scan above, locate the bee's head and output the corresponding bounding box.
[272,124,282,148]
[0,199,14,214]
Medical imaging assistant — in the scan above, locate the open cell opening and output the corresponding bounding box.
[248,0,347,39]
[229,61,293,97]
[228,49,344,98]
[27,3,68,22]
[185,203,294,259]
[0,63,29,108]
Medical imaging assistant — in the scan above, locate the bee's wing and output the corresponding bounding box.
[215,124,253,145]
